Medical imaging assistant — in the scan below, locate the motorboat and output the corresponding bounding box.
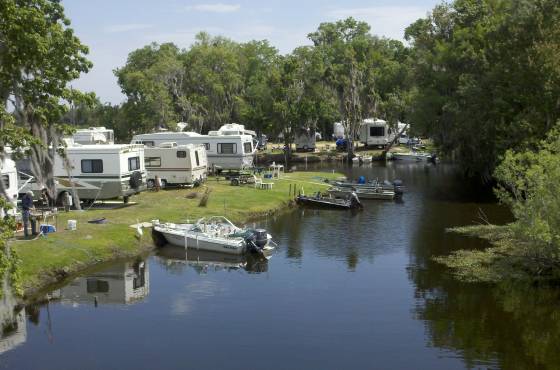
[391,151,437,163]
[296,191,362,210]
[326,178,404,195]
[328,186,396,201]
[351,155,373,165]
[152,216,274,255]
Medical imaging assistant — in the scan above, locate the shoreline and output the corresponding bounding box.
[11,171,340,299]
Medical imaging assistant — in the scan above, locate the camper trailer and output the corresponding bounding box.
[358,118,397,148]
[18,144,146,204]
[144,143,207,188]
[295,128,316,152]
[131,131,255,170]
[72,127,114,145]
[1,157,19,208]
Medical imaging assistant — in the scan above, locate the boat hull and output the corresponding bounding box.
[296,196,355,209]
[156,228,246,255]
[328,189,395,200]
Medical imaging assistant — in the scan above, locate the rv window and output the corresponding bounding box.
[195,151,200,166]
[204,143,210,150]
[86,279,109,293]
[244,142,252,153]
[81,159,103,173]
[145,157,161,167]
[128,156,140,171]
[140,140,155,147]
[1,175,9,189]
[218,143,236,154]
[176,151,187,158]
[369,127,385,137]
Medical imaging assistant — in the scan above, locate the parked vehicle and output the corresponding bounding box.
[144,143,207,188]
[72,127,114,145]
[0,156,19,207]
[295,128,316,152]
[131,130,255,170]
[358,118,396,148]
[152,216,274,255]
[18,144,147,204]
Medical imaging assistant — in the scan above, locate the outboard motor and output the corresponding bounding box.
[349,192,363,209]
[392,179,404,196]
[245,229,269,253]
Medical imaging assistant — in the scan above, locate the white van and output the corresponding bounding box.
[72,127,114,145]
[358,118,396,147]
[131,131,255,170]
[144,143,207,188]
[18,144,147,204]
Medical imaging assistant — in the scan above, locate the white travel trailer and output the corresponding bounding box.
[295,128,316,152]
[0,157,19,207]
[72,127,114,145]
[18,144,147,204]
[358,118,397,147]
[144,143,207,188]
[131,131,255,170]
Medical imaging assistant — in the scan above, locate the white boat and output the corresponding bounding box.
[362,156,373,163]
[152,216,274,255]
[392,151,436,162]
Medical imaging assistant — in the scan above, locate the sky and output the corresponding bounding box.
[63,0,440,104]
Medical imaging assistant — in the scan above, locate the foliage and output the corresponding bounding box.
[405,0,560,177]
[0,198,22,297]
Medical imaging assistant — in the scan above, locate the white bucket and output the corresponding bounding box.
[68,219,77,231]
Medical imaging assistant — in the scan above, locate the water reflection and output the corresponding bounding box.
[156,245,269,274]
[49,260,149,306]
[0,290,26,355]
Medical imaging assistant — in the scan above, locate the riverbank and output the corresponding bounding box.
[12,171,340,297]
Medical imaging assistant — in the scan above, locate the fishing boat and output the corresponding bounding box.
[152,216,274,255]
[296,192,362,210]
[392,151,437,163]
[327,178,404,195]
[328,186,396,201]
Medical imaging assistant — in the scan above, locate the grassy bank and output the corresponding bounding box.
[12,171,341,296]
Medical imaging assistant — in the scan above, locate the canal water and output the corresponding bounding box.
[1,162,558,370]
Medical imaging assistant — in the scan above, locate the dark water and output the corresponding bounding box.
[2,162,559,370]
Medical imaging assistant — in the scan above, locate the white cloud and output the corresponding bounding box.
[185,3,241,13]
[104,23,153,33]
[327,6,427,40]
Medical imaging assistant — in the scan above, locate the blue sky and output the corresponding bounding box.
[64,0,440,104]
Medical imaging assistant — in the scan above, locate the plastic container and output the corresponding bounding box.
[67,219,77,231]
[40,224,56,234]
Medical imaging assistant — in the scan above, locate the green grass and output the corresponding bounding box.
[12,171,340,294]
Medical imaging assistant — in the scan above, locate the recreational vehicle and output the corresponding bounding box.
[358,118,397,148]
[295,128,316,152]
[131,131,255,170]
[0,157,19,207]
[18,144,147,204]
[72,127,114,145]
[144,143,207,188]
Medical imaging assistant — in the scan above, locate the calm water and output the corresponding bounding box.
[2,162,559,370]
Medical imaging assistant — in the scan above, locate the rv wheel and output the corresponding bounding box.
[147,179,155,189]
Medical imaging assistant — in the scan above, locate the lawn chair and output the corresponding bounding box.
[253,175,274,190]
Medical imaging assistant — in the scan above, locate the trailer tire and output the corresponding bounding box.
[129,171,142,189]
[147,179,155,189]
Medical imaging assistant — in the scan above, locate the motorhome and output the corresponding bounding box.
[1,156,19,208]
[72,127,114,145]
[131,131,255,170]
[358,118,396,148]
[144,143,207,188]
[18,144,146,204]
[295,128,316,152]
